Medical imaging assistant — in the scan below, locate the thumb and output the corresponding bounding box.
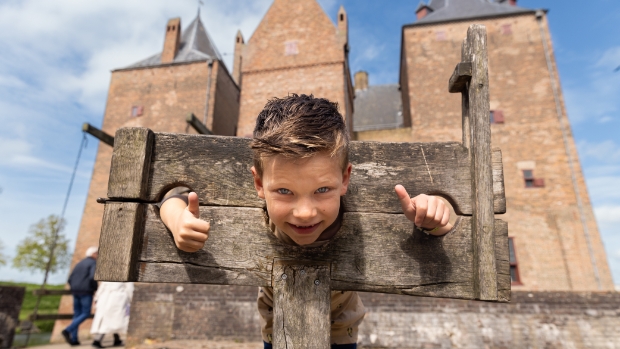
[187,192,200,218]
[394,185,415,219]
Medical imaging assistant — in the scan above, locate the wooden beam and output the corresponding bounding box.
[107,127,154,200]
[273,260,331,349]
[29,313,93,321]
[95,202,145,282]
[146,132,506,215]
[82,123,114,147]
[448,62,472,93]
[466,25,497,301]
[130,204,510,301]
[186,113,213,135]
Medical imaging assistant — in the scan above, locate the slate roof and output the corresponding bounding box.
[121,12,222,70]
[412,0,534,26]
[353,85,403,132]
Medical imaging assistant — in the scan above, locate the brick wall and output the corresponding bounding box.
[126,285,620,348]
[359,13,614,291]
[0,286,25,348]
[236,0,351,137]
[53,60,239,342]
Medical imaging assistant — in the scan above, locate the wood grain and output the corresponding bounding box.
[95,202,145,282]
[272,260,331,349]
[466,24,497,300]
[130,204,510,301]
[107,127,154,200]
[146,133,505,215]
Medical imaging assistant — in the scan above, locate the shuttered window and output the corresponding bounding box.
[508,237,521,284]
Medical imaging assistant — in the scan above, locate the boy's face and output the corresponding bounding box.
[251,152,352,246]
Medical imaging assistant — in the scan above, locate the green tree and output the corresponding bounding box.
[0,239,7,266]
[13,215,71,274]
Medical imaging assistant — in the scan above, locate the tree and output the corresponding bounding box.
[13,215,71,274]
[0,239,6,266]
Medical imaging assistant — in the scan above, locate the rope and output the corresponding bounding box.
[25,132,88,347]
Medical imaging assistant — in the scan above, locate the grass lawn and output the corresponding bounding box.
[0,281,66,333]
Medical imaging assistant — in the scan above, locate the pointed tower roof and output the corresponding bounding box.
[121,12,222,70]
[412,0,534,26]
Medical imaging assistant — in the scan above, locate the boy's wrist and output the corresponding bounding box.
[416,223,452,236]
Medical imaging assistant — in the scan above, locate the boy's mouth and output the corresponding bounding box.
[288,222,320,235]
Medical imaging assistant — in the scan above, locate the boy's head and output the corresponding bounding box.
[250,94,352,245]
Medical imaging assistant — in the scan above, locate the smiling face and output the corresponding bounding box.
[251,152,352,246]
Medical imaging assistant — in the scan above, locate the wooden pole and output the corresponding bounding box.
[272,260,331,349]
[186,113,213,135]
[82,123,114,147]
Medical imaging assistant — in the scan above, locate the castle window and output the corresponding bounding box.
[285,41,299,56]
[435,31,447,41]
[501,24,512,35]
[509,238,521,284]
[340,14,344,21]
[131,106,144,117]
[490,110,505,124]
[522,169,545,188]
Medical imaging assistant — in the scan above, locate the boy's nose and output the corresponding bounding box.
[293,198,318,220]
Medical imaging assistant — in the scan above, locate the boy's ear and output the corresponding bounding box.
[340,163,353,196]
[251,166,265,199]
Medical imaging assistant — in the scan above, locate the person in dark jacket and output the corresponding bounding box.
[61,246,98,346]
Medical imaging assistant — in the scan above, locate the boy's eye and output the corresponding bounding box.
[316,187,330,194]
[277,188,292,195]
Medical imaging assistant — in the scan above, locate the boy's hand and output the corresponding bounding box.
[394,185,452,236]
[160,192,211,252]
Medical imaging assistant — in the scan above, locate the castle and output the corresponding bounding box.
[54,0,616,346]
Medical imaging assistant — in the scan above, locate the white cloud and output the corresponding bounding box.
[563,46,620,124]
[578,140,620,164]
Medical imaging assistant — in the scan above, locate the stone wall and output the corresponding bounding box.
[0,286,25,348]
[126,284,620,348]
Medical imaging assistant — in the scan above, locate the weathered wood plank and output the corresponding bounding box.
[495,220,510,302]
[131,205,509,301]
[448,62,472,93]
[146,133,505,215]
[467,24,497,300]
[273,260,331,349]
[107,127,154,200]
[95,202,145,282]
[492,148,507,214]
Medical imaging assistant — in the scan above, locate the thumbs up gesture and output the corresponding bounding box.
[160,191,211,252]
[394,185,452,236]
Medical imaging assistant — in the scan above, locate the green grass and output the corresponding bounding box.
[0,281,66,333]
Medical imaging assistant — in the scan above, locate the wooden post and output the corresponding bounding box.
[467,25,497,300]
[272,260,331,349]
[186,112,213,135]
[95,127,153,282]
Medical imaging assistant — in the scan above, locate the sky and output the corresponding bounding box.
[0,0,618,286]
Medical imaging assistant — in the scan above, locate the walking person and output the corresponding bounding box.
[90,282,134,348]
[62,246,98,346]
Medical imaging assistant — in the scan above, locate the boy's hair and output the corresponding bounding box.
[251,94,349,177]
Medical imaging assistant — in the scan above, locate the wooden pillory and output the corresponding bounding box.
[95,25,508,348]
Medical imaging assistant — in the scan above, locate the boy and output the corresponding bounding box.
[159,94,453,348]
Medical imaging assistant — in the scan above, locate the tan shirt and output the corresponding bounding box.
[257,210,366,345]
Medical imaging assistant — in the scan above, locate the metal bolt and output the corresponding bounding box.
[281,273,287,280]
[314,279,320,285]
[300,270,306,275]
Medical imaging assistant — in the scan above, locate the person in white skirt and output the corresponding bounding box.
[90,282,134,348]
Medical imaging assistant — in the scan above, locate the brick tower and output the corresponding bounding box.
[52,11,239,341]
[356,0,614,291]
[235,0,354,138]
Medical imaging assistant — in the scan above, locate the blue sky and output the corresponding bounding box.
[0,0,618,286]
